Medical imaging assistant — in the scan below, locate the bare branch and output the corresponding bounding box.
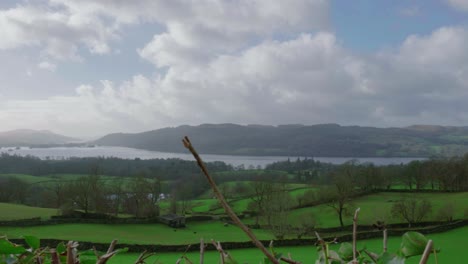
[66,241,78,264]
[352,208,360,264]
[182,136,280,264]
[363,250,378,263]
[200,239,205,264]
[383,229,388,253]
[50,249,61,264]
[419,240,433,264]
[211,240,226,264]
[134,251,155,264]
[279,256,302,264]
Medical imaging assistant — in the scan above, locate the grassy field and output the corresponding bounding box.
[0,221,273,245]
[107,226,468,264]
[0,174,55,184]
[0,203,57,220]
[287,192,468,228]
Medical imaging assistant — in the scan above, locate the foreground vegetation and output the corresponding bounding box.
[109,226,468,263]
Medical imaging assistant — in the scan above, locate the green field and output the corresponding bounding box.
[108,226,468,264]
[0,174,55,184]
[0,203,57,220]
[0,221,273,245]
[285,191,468,228]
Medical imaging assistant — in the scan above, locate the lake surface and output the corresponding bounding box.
[0,146,425,167]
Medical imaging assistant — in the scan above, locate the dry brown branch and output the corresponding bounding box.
[211,240,226,264]
[352,208,360,264]
[96,240,120,264]
[134,250,155,264]
[419,240,433,264]
[50,249,61,264]
[182,136,280,264]
[66,241,78,264]
[182,255,193,264]
[279,256,302,264]
[266,241,301,264]
[363,250,378,263]
[199,239,205,264]
[383,229,388,253]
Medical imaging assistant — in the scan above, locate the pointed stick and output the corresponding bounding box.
[419,240,433,264]
[183,136,280,264]
[352,208,360,264]
[200,239,205,264]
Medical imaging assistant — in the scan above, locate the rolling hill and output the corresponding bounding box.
[94,124,468,157]
[0,129,77,147]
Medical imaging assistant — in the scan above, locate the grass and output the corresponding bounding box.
[0,203,57,220]
[108,226,468,263]
[0,174,55,184]
[0,221,273,245]
[286,191,468,228]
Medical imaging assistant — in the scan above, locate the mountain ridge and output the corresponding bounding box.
[93,123,468,157]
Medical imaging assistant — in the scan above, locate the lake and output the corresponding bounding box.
[0,146,425,168]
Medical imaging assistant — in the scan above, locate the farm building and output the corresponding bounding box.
[158,214,186,228]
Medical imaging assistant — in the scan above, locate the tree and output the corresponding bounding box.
[437,201,455,222]
[327,168,356,228]
[66,176,94,214]
[295,212,317,239]
[391,198,432,227]
[0,177,28,204]
[125,174,159,218]
[249,180,274,226]
[264,186,293,239]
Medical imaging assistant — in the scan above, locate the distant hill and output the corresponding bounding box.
[94,123,468,157]
[0,129,77,147]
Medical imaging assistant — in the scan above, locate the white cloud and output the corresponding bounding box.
[0,3,116,60]
[137,0,329,68]
[447,0,468,12]
[38,61,57,72]
[1,1,468,137]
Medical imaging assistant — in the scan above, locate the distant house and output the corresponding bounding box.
[158,214,186,228]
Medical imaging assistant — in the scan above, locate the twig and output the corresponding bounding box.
[134,250,156,264]
[211,240,226,264]
[182,255,193,264]
[352,208,360,264]
[279,256,302,264]
[363,250,378,263]
[383,229,387,253]
[200,239,205,264]
[96,240,119,264]
[315,232,328,264]
[66,241,78,264]
[182,136,280,264]
[50,249,61,264]
[419,240,433,264]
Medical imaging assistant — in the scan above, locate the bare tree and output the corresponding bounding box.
[327,170,355,228]
[249,180,274,226]
[391,198,432,227]
[265,187,293,239]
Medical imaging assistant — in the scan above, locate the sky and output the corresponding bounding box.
[1,0,468,138]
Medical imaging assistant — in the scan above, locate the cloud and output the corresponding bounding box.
[0,3,116,60]
[38,61,57,72]
[1,1,468,137]
[446,0,468,12]
[136,0,329,68]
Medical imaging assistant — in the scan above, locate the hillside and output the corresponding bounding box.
[94,124,468,157]
[0,129,77,147]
